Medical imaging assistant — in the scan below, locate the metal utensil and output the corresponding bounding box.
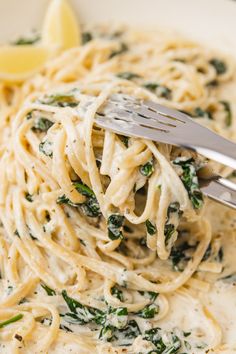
[96,94,236,209]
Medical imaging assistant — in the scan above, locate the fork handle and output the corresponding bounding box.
[191,127,236,170]
[200,176,236,209]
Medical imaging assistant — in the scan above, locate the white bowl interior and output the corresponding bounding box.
[1,0,236,57]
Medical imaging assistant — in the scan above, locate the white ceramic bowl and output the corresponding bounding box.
[1,0,236,56]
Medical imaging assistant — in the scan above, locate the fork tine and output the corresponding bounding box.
[108,94,187,127]
[102,99,183,127]
[95,114,179,144]
[97,93,236,170]
[100,105,177,130]
[144,100,192,123]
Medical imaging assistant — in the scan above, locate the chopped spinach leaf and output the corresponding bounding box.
[79,239,86,246]
[138,291,158,302]
[193,107,212,119]
[99,325,115,342]
[107,214,125,240]
[209,58,227,75]
[165,202,182,246]
[82,32,93,44]
[164,224,175,246]
[183,331,191,337]
[59,324,73,332]
[57,188,101,218]
[116,72,141,80]
[62,290,83,313]
[12,34,40,45]
[32,118,54,132]
[167,202,182,218]
[173,157,203,209]
[74,181,101,218]
[39,91,78,107]
[111,286,124,302]
[202,244,211,261]
[136,303,159,319]
[117,135,129,147]
[98,306,128,341]
[80,197,101,217]
[25,193,33,202]
[119,319,141,339]
[57,194,79,207]
[26,111,33,120]
[0,314,23,328]
[146,220,156,235]
[144,328,181,353]
[62,290,102,325]
[140,159,154,177]
[170,241,196,272]
[39,140,53,157]
[73,182,94,198]
[144,327,166,351]
[143,82,172,99]
[41,283,56,296]
[14,229,20,237]
[109,42,128,59]
[220,101,232,127]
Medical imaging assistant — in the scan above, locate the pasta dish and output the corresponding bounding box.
[0,1,236,353]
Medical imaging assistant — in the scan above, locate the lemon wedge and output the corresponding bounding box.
[0,45,50,82]
[42,0,81,49]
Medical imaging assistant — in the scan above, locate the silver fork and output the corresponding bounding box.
[96,94,236,209]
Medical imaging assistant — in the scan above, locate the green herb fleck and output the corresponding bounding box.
[73,182,94,198]
[0,314,23,329]
[137,303,159,319]
[144,328,181,353]
[116,72,141,80]
[109,43,128,59]
[82,32,93,44]
[140,159,154,177]
[111,286,124,302]
[193,107,212,119]
[146,220,156,235]
[25,193,33,202]
[41,284,56,296]
[74,181,101,218]
[220,101,232,127]
[138,291,158,302]
[39,91,78,107]
[79,239,86,246]
[143,82,172,99]
[32,118,54,132]
[62,290,102,325]
[164,224,175,246]
[173,157,203,209]
[209,58,227,75]
[170,241,196,272]
[12,34,40,45]
[39,140,53,157]
[57,195,79,207]
[117,135,129,147]
[14,230,20,237]
[107,214,124,240]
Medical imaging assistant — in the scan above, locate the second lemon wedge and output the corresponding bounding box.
[42,0,81,50]
[0,45,50,82]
